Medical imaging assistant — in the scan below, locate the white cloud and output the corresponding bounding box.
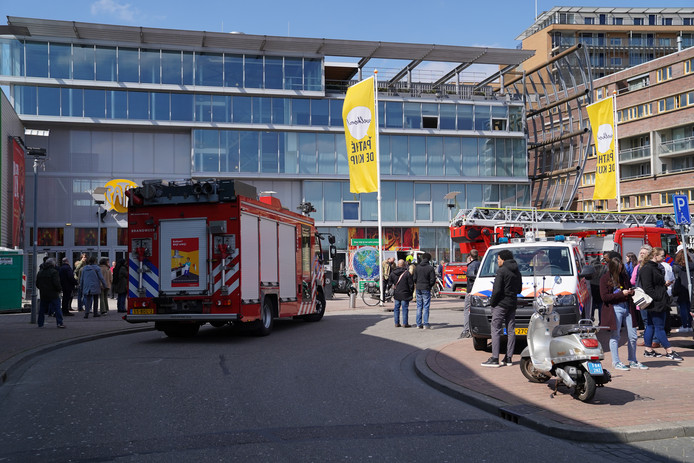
[91,0,138,22]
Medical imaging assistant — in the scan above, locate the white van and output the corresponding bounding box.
[467,236,594,351]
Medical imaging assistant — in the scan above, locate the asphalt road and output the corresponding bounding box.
[0,308,684,462]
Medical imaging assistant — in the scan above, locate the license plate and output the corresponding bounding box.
[503,327,528,335]
[132,308,154,315]
[587,362,604,375]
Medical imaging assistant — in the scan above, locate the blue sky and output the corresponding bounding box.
[6,0,694,49]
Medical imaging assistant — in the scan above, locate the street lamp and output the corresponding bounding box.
[27,147,47,324]
[90,187,107,259]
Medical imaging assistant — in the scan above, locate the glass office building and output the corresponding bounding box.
[1,17,533,263]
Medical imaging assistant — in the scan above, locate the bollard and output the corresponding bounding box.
[349,291,356,308]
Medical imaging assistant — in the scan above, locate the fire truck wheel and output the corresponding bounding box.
[304,288,326,322]
[254,299,275,336]
[162,323,200,338]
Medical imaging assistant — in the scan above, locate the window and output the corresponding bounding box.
[612,17,623,25]
[610,37,622,46]
[627,74,649,91]
[50,43,71,79]
[415,183,431,221]
[635,194,652,207]
[611,57,622,66]
[656,66,672,82]
[685,59,694,74]
[633,18,644,25]
[662,18,673,26]
[596,87,604,100]
[343,201,359,221]
[584,17,595,25]
[660,38,671,47]
[658,96,678,113]
[582,172,595,186]
[620,197,630,209]
[685,18,694,26]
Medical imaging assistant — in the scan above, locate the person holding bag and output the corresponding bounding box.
[389,259,414,327]
[640,247,683,361]
[600,257,647,370]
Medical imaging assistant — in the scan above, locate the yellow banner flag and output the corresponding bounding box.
[343,77,378,193]
[587,96,616,200]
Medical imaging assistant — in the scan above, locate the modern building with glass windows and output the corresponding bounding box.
[0,17,533,267]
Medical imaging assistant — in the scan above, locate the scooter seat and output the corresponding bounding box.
[551,324,582,337]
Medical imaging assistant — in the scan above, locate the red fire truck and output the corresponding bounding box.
[124,179,329,338]
[450,207,679,263]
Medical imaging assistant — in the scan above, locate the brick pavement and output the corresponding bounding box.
[423,328,694,442]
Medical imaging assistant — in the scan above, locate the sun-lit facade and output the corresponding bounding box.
[0,17,533,266]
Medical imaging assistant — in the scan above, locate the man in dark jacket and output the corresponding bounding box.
[58,258,77,316]
[389,259,414,327]
[36,258,66,328]
[413,252,437,329]
[482,249,521,367]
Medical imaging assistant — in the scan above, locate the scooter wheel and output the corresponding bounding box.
[519,357,551,383]
[573,368,597,402]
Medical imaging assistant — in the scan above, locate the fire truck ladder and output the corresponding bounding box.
[451,207,673,232]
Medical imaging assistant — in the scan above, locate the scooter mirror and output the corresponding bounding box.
[554,276,562,285]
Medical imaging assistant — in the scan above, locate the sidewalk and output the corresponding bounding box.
[0,300,153,385]
[416,320,694,443]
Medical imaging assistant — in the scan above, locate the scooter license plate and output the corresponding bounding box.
[587,362,604,375]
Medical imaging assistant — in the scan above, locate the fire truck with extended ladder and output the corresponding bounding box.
[450,207,681,262]
[124,179,331,338]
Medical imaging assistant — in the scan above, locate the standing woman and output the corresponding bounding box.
[112,259,129,313]
[640,247,683,361]
[600,257,647,370]
[99,258,112,315]
[80,256,106,318]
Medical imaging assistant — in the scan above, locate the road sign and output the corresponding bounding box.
[673,194,691,225]
[351,238,379,246]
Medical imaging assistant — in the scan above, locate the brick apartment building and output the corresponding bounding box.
[577,46,694,214]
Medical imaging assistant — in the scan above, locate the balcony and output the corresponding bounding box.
[619,145,650,163]
[658,136,694,157]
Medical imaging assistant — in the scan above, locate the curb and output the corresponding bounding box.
[0,326,155,387]
[414,349,694,443]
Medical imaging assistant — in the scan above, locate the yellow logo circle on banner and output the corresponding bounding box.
[104,179,138,213]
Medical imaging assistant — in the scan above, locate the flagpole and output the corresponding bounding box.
[374,70,384,305]
[612,91,621,212]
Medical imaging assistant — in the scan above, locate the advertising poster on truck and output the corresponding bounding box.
[171,237,199,287]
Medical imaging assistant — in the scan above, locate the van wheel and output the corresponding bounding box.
[472,337,488,351]
[254,299,274,336]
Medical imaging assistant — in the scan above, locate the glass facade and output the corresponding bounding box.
[1,28,529,262]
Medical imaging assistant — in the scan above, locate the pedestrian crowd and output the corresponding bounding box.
[36,253,129,328]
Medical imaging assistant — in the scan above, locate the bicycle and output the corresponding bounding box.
[361,280,393,306]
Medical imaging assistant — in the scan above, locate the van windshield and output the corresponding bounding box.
[478,246,574,277]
